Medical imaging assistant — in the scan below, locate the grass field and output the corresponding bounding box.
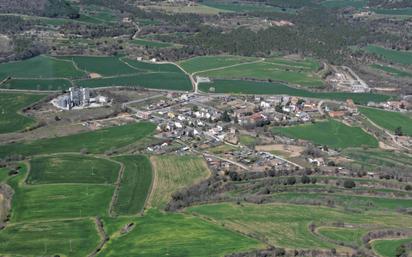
[178,55,259,74]
[360,107,412,136]
[199,79,391,104]
[2,78,72,90]
[372,237,412,257]
[100,210,264,257]
[188,202,412,249]
[0,92,45,134]
[132,38,174,48]
[27,155,120,185]
[198,59,324,87]
[370,64,412,77]
[0,168,8,182]
[201,0,296,13]
[373,8,412,16]
[0,122,156,158]
[8,165,113,221]
[0,55,85,79]
[149,155,210,209]
[317,227,368,246]
[0,219,99,257]
[273,119,379,149]
[365,45,412,66]
[112,155,153,215]
[321,0,368,9]
[144,3,228,15]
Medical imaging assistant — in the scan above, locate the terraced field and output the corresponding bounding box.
[131,38,174,48]
[199,79,390,104]
[360,107,412,136]
[370,64,412,77]
[0,92,45,134]
[272,119,379,149]
[365,45,412,66]
[178,55,260,74]
[99,210,264,257]
[187,203,412,250]
[372,237,412,257]
[317,227,368,246]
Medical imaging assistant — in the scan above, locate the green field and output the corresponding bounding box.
[360,107,412,136]
[100,210,264,257]
[112,155,153,215]
[188,203,412,249]
[2,78,72,90]
[0,167,9,182]
[0,92,45,134]
[373,8,412,16]
[372,237,412,257]
[0,219,100,257]
[178,55,259,74]
[0,55,85,79]
[318,227,368,246]
[370,64,412,77]
[273,119,379,149]
[8,166,113,221]
[366,45,412,66]
[199,79,391,104]
[76,72,192,91]
[149,155,211,209]
[27,155,120,185]
[0,122,156,158]
[198,58,324,87]
[321,0,368,9]
[201,0,296,13]
[132,38,174,48]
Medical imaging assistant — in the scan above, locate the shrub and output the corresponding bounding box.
[343,179,356,189]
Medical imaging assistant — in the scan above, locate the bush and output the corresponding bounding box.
[405,185,412,191]
[287,177,296,185]
[301,175,311,184]
[343,179,356,189]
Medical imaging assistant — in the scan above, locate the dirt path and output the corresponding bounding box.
[87,217,109,257]
[108,160,125,217]
[145,156,158,209]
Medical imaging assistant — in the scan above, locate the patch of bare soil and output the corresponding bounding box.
[379,141,397,150]
[256,144,304,157]
[89,73,102,79]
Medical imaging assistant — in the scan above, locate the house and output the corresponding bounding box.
[328,111,346,118]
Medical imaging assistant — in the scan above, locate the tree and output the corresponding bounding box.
[301,175,310,184]
[222,110,231,122]
[395,127,403,136]
[405,185,412,191]
[343,179,356,189]
[287,177,296,185]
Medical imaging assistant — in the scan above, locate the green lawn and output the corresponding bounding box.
[317,227,368,246]
[187,203,412,250]
[2,78,72,91]
[8,167,114,221]
[0,219,100,257]
[199,79,391,104]
[27,154,120,185]
[112,155,153,215]
[372,237,412,257]
[0,55,85,79]
[0,92,45,134]
[178,55,259,74]
[0,122,156,158]
[99,210,264,257]
[360,107,412,136]
[370,64,412,77]
[272,119,379,149]
[366,45,412,66]
[198,60,324,87]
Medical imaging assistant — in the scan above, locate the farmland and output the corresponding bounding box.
[370,64,412,77]
[0,122,156,158]
[178,55,259,74]
[112,155,153,215]
[201,0,296,13]
[272,119,379,149]
[99,210,264,257]
[187,202,412,249]
[365,45,412,66]
[2,78,72,91]
[27,154,120,185]
[198,79,391,104]
[317,227,368,246]
[360,107,412,136]
[0,92,45,134]
[131,38,174,48]
[195,57,323,87]
[148,155,210,209]
[372,237,412,257]
[0,219,100,257]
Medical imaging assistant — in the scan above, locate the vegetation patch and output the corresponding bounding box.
[99,210,264,257]
[198,79,391,104]
[359,107,412,136]
[317,227,369,246]
[27,154,120,185]
[2,78,72,91]
[272,119,379,149]
[370,64,412,77]
[149,155,210,209]
[365,45,412,66]
[0,92,44,134]
[113,155,153,215]
[0,122,156,158]
[131,38,174,48]
[178,55,259,74]
[372,237,412,257]
[0,219,100,257]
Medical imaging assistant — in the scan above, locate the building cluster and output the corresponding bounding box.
[367,100,411,112]
[52,87,109,110]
